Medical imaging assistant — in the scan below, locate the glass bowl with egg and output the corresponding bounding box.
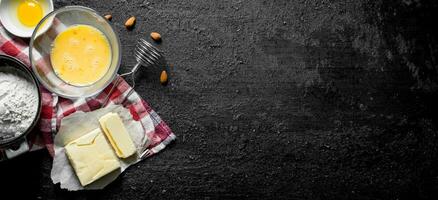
[29,6,121,99]
[0,0,54,38]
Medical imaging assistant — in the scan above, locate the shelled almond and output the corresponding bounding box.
[150,32,161,41]
[160,70,168,85]
[125,16,136,29]
[104,14,112,21]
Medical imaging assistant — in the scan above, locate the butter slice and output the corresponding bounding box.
[65,129,120,186]
[99,113,136,158]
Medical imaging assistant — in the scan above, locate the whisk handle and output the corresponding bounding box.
[101,62,141,107]
[101,76,123,107]
[131,62,141,74]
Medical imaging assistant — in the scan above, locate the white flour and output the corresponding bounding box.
[0,71,38,140]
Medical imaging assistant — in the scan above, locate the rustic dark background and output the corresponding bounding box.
[2,0,438,199]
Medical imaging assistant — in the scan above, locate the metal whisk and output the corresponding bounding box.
[102,39,163,107]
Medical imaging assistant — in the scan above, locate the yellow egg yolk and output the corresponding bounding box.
[17,0,43,27]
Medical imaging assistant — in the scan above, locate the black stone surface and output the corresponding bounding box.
[2,0,438,199]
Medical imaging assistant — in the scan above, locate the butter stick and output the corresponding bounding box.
[65,129,120,186]
[99,112,136,158]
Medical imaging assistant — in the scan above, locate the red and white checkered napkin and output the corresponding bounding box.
[0,23,175,157]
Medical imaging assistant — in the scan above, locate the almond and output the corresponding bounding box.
[150,32,161,41]
[124,16,136,29]
[104,14,112,21]
[160,70,168,85]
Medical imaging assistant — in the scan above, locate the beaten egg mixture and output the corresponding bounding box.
[50,25,111,86]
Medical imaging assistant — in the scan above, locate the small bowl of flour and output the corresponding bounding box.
[0,55,41,148]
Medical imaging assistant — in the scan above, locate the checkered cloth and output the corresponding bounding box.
[0,23,175,157]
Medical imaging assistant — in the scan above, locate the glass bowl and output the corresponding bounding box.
[29,6,121,99]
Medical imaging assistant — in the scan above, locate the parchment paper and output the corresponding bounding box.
[51,104,150,191]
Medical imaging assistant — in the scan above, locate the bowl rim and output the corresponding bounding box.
[0,54,42,147]
[29,5,122,99]
[0,0,54,38]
